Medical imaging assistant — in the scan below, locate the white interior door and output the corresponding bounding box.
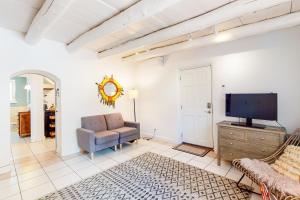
[180,66,213,148]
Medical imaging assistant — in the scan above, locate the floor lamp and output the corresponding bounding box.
[128,89,138,122]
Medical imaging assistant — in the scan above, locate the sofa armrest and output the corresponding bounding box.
[124,121,140,138]
[76,128,96,153]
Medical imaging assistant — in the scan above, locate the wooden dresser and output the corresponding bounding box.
[18,111,31,137]
[217,121,285,165]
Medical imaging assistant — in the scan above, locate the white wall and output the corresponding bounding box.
[2,24,300,170]
[28,74,45,142]
[0,27,135,168]
[135,26,300,148]
[44,89,55,108]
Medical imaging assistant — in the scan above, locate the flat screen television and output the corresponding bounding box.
[226,93,277,128]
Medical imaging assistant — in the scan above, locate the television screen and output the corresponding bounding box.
[226,93,277,121]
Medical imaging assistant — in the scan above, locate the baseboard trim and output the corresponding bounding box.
[141,133,178,144]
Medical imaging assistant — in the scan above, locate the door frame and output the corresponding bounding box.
[178,65,214,148]
[10,70,62,155]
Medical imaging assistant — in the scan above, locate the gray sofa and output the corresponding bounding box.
[76,113,140,159]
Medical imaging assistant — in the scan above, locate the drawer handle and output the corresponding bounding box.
[229,132,233,135]
[261,138,265,140]
[229,153,233,155]
[230,142,233,145]
[262,150,266,152]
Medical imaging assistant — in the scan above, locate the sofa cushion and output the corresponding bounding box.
[104,113,124,130]
[112,127,137,138]
[81,115,107,132]
[95,131,119,145]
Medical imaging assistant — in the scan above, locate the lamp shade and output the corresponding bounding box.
[24,84,31,90]
[128,89,138,99]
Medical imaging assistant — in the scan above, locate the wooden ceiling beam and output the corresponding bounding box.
[98,0,291,59]
[125,12,300,62]
[25,0,75,44]
[96,0,118,11]
[66,0,182,53]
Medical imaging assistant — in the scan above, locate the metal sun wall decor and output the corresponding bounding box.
[96,75,124,107]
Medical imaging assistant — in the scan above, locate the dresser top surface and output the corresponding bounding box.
[217,121,286,134]
[18,111,30,114]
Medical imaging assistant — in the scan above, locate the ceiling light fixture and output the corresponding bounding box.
[214,33,232,43]
[213,25,232,43]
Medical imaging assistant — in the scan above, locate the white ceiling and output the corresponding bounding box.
[0,0,232,49]
[122,0,300,58]
[0,0,300,60]
[84,0,232,52]
[240,2,292,24]
[45,0,138,44]
[0,0,44,32]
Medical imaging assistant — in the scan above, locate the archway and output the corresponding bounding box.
[10,70,62,155]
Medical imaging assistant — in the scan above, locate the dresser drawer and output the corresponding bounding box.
[217,122,286,166]
[219,138,246,149]
[219,147,247,161]
[220,146,268,161]
[219,127,245,141]
[246,131,281,147]
[220,138,278,157]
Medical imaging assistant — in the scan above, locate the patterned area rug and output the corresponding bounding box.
[40,152,251,200]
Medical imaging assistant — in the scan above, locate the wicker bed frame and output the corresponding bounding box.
[232,129,300,200]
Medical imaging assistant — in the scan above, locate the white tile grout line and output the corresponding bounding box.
[49,146,159,189]
[203,158,216,170]
[10,143,23,200]
[225,166,233,176]
[63,154,98,181]
[12,141,112,194]
[8,139,238,199]
[26,140,99,192]
[20,139,56,199]
[10,137,60,199]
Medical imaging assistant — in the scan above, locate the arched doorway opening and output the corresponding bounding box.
[9,70,62,157]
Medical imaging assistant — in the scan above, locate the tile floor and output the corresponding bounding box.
[0,135,261,200]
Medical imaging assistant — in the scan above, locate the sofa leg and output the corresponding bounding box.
[119,144,122,150]
[135,139,138,144]
[89,152,94,160]
[114,145,117,151]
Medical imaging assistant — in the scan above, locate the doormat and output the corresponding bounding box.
[173,143,212,157]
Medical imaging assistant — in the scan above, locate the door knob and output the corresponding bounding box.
[206,110,211,114]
